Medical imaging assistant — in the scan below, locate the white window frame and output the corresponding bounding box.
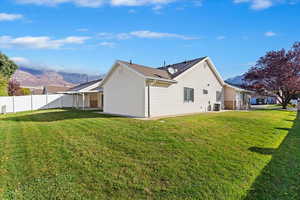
[184,87,194,103]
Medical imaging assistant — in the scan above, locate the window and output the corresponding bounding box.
[216,91,222,102]
[184,87,194,102]
[203,89,208,95]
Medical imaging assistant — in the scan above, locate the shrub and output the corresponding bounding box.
[0,74,8,96]
[21,88,31,95]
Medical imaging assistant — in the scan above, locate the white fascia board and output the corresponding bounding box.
[225,83,253,93]
[145,76,177,83]
[204,57,225,86]
[100,61,148,87]
[99,61,120,87]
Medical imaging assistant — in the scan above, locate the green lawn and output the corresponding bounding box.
[0,109,299,200]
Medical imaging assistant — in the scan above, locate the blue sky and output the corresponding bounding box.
[1,0,300,79]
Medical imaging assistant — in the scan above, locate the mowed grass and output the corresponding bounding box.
[0,109,299,200]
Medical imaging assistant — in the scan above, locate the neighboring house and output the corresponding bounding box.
[250,94,278,105]
[62,79,103,110]
[42,86,71,94]
[99,57,250,118]
[24,85,71,95]
[224,84,252,110]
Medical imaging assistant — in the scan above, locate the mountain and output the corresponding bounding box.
[12,66,103,88]
[225,75,245,86]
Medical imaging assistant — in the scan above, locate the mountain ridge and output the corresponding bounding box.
[13,66,103,88]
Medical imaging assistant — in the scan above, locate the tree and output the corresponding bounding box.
[243,42,300,109]
[0,52,18,78]
[0,74,8,96]
[21,88,31,95]
[8,79,21,96]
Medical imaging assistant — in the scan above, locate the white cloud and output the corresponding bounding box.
[216,36,226,40]
[128,9,136,13]
[17,0,105,7]
[110,0,175,6]
[264,31,276,37]
[0,13,23,21]
[193,0,203,6]
[10,57,31,66]
[233,0,273,10]
[97,30,198,40]
[10,56,99,74]
[0,35,90,49]
[16,0,177,7]
[76,28,89,32]
[99,41,116,47]
[116,33,132,40]
[10,56,59,70]
[152,4,163,10]
[130,30,199,40]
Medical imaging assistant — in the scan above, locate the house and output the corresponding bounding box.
[62,79,103,110]
[223,84,252,110]
[99,57,251,118]
[250,94,278,105]
[35,86,71,95]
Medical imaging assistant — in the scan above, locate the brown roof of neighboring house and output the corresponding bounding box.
[119,60,172,80]
[31,86,71,95]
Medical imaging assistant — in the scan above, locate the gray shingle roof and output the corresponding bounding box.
[158,57,207,78]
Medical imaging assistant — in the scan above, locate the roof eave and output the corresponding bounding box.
[145,76,177,83]
[225,84,253,93]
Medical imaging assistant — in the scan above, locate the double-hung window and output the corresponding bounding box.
[216,91,222,102]
[184,87,194,102]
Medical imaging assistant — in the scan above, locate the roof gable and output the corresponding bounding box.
[101,57,225,87]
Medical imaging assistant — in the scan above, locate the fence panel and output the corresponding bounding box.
[0,96,13,113]
[0,94,75,114]
[47,94,63,109]
[32,95,47,110]
[62,95,73,108]
[14,96,32,113]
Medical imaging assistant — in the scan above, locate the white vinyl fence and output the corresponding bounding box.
[0,94,74,114]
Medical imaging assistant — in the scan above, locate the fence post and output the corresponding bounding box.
[31,94,33,111]
[46,93,48,109]
[61,95,63,108]
[12,96,15,113]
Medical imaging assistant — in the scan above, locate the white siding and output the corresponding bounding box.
[103,65,146,117]
[146,61,224,117]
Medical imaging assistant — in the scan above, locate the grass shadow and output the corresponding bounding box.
[244,112,300,200]
[248,147,276,155]
[2,109,120,122]
[276,127,291,131]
